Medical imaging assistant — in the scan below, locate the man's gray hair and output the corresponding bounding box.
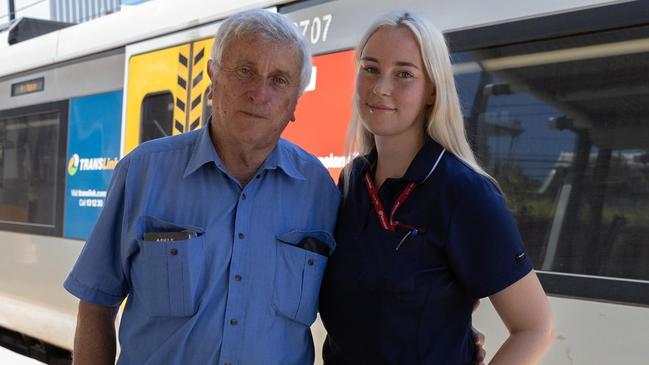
[211,9,312,94]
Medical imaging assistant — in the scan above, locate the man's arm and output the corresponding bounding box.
[73,300,119,365]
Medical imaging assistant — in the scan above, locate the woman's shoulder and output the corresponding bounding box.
[439,152,502,203]
[340,155,371,179]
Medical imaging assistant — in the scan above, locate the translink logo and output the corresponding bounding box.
[67,153,118,176]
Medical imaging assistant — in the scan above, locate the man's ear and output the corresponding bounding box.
[207,60,215,80]
[290,113,296,122]
[207,60,215,99]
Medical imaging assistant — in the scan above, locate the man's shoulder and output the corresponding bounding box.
[277,138,330,178]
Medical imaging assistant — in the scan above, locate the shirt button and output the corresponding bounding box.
[230,319,238,326]
[255,174,261,179]
[307,258,315,266]
[241,193,247,200]
[238,233,245,240]
[234,275,242,281]
[170,248,178,256]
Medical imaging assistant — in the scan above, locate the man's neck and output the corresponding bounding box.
[210,126,275,187]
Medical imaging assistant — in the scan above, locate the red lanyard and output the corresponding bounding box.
[364,172,418,231]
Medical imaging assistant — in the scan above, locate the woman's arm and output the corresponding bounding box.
[488,271,555,364]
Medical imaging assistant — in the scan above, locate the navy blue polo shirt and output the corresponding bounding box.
[319,139,532,365]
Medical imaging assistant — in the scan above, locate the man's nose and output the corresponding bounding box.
[372,76,393,96]
[247,78,272,104]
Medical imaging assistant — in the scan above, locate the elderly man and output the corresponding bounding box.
[64,9,339,365]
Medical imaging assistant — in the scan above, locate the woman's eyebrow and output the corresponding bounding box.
[360,56,379,63]
[395,61,420,69]
[361,56,420,69]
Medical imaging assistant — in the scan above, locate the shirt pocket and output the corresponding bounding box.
[136,215,205,317]
[273,230,334,326]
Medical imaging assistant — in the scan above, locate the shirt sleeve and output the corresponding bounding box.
[63,157,131,306]
[446,178,532,299]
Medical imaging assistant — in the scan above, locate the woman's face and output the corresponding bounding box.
[356,26,434,140]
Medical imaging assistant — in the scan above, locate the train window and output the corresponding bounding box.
[140,92,173,143]
[453,24,649,282]
[0,111,60,227]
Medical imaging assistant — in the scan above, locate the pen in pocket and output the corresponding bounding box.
[395,228,418,251]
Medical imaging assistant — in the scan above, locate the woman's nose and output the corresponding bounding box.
[372,76,393,96]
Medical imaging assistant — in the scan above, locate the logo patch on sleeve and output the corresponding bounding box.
[514,252,526,263]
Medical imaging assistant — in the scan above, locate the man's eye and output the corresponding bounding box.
[236,67,253,78]
[272,76,289,87]
[397,71,414,79]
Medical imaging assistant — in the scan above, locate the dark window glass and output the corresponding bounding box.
[141,92,173,143]
[0,112,60,227]
[454,25,649,281]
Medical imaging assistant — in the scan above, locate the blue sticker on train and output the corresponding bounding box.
[64,91,123,240]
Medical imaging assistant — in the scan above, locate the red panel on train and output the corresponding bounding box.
[283,50,356,181]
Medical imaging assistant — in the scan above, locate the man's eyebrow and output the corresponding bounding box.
[360,56,420,69]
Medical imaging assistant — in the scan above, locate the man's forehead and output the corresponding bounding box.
[222,34,301,70]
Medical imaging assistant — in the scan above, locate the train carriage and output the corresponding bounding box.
[0,0,648,363]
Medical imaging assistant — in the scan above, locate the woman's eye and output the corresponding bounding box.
[397,71,414,79]
[362,65,379,74]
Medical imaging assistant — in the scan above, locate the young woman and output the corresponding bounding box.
[319,11,555,365]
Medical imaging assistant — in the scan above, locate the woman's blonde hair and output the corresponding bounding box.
[344,11,499,192]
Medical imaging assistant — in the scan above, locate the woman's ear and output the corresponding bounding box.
[427,88,436,106]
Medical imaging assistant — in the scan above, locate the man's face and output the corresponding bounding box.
[208,34,302,151]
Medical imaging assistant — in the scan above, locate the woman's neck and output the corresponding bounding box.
[374,131,427,190]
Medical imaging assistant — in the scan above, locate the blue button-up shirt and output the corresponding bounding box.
[64,124,340,365]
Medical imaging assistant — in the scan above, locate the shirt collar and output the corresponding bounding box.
[362,139,446,184]
[183,122,223,178]
[183,122,305,181]
[261,139,306,180]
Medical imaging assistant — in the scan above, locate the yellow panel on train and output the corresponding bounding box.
[124,43,191,155]
[124,39,214,155]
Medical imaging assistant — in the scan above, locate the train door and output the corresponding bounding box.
[124,38,213,154]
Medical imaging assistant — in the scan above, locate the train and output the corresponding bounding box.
[1,0,648,363]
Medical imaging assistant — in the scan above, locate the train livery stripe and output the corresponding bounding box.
[189,38,214,130]
[174,48,190,135]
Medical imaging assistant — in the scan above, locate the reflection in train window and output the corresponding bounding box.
[0,112,59,226]
[141,92,173,143]
[454,25,649,281]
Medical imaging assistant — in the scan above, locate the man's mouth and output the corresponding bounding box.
[240,111,267,119]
